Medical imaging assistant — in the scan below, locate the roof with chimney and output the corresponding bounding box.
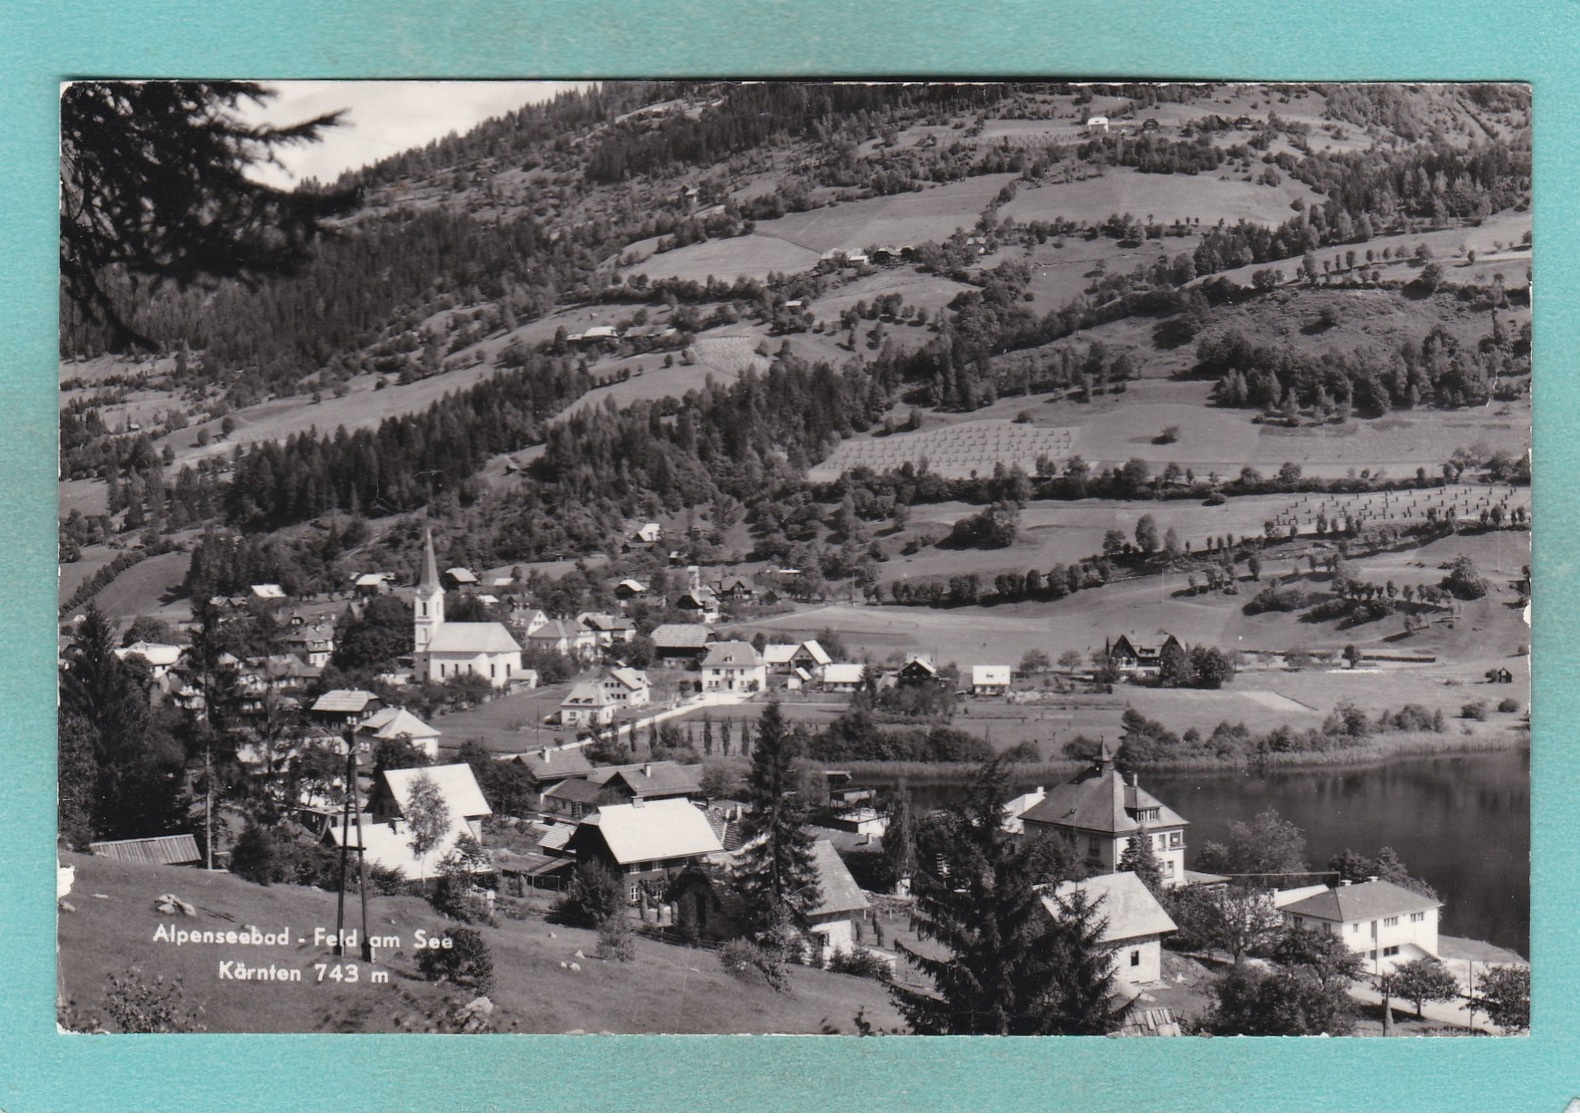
[571,799,724,865]
[702,641,762,668]
[589,760,701,799]
[1278,879,1441,923]
[517,749,594,781]
[1018,743,1187,835]
[357,706,440,741]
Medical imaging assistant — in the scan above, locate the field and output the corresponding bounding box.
[57,853,904,1035]
[632,234,823,284]
[1001,165,1320,229]
[756,174,1021,254]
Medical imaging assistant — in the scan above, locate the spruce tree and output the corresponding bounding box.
[1118,828,1166,897]
[734,702,820,936]
[890,759,1118,1035]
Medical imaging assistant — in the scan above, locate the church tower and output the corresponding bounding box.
[414,528,444,655]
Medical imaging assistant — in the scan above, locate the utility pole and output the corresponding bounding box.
[333,728,374,962]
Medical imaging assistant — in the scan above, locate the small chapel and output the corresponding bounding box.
[413,528,522,686]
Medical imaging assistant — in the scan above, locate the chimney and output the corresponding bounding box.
[1339,878,1352,887]
[632,796,645,808]
[541,748,551,761]
[1035,786,1044,796]
[643,762,653,777]
[1367,875,1379,883]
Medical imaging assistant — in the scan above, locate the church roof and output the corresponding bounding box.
[418,528,441,593]
[426,622,521,654]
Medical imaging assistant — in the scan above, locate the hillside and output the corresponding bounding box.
[57,853,903,1035]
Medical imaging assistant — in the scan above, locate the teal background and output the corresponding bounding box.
[1,0,1573,1109]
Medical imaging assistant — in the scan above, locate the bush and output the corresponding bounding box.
[826,947,893,980]
[416,925,494,994]
[61,969,207,1033]
[228,825,280,885]
[548,862,625,929]
[1497,698,1519,714]
[596,914,637,962]
[1460,700,1488,721]
[719,938,789,992]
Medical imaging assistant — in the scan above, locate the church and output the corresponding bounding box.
[413,528,523,686]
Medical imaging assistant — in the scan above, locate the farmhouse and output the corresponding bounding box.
[354,706,442,759]
[413,529,523,686]
[971,665,1012,696]
[600,666,652,708]
[442,566,479,590]
[578,612,637,648]
[565,798,724,903]
[1106,632,1183,677]
[613,578,649,600]
[1276,878,1442,973]
[589,760,702,802]
[333,763,492,881]
[897,657,939,685]
[310,688,382,728]
[559,682,619,728]
[701,641,766,693]
[715,574,758,602]
[281,622,334,667]
[114,640,184,684]
[514,747,595,795]
[1018,743,1189,887]
[764,640,833,680]
[1045,871,1178,995]
[353,572,394,597]
[523,618,594,660]
[821,663,867,692]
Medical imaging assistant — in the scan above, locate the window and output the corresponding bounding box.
[1155,834,1167,850]
[1383,945,1400,957]
[1161,860,1173,877]
[1353,924,1360,933]
[490,663,496,679]
[1294,916,1305,927]
[1410,912,1425,923]
[1129,950,1141,967]
[628,881,641,903]
[1383,916,1399,928]
[1088,836,1100,856]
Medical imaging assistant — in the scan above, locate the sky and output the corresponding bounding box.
[239,80,592,188]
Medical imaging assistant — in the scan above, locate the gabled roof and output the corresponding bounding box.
[562,682,615,708]
[380,763,491,820]
[1279,879,1442,923]
[539,821,577,852]
[250,583,286,599]
[795,640,833,666]
[823,663,866,685]
[312,689,381,714]
[677,588,720,609]
[358,706,440,741]
[575,799,723,865]
[1047,872,1177,943]
[355,571,392,587]
[517,749,594,781]
[524,618,580,642]
[427,622,521,654]
[900,656,937,676]
[326,817,474,881]
[89,834,201,865]
[1019,758,1187,835]
[543,777,606,806]
[972,665,1012,686]
[702,641,762,668]
[805,840,869,918]
[445,567,478,584]
[590,761,701,799]
[651,623,712,648]
[763,643,800,667]
[115,641,184,668]
[606,667,649,691]
[579,612,635,633]
[615,578,648,594]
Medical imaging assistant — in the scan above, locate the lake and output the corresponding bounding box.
[882,749,1530,956]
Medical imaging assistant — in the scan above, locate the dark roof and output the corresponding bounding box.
[805,840,869,917]
[651,623,711,649]
[89,834,202,865]
[1280,879,1441,922]
[542,777,606,806]
[518,749,595,781]
[1019,759,1187,835]
[591,761,701,799]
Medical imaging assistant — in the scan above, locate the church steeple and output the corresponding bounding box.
[414,528,444,654]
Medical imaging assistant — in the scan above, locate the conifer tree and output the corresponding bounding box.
[1118,827,1165,897]
[890,759,1118,1035]
[734,702,820,935]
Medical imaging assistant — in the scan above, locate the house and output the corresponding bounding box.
[1277,878,1442,973]
[114,641,184,684]
[523,618,586,659]
[413,530,523,686]
[252,653,318,696]
[972,665,1012,696]
[589,760,702,802]
[764,640,832,679]
[89,834,202,867]
[1001,786,1046,835]
[323,763,493,882]
[514,747,595,793]
[701,641,766,694]
[666,839,871,961]
[354,706,442,759]
[613,578,649,600]
[559,682,619,728]
[442,566,479,590]
[715,574,757,603]
[1019,742,1189,887]
[578,612,637,648]
[1106,632,1183,676]
[281,623,334,667]
[353,572,394,597]
[310,688,383,728]
[601,667,651,708]
[1141,117,1161,133]
[1086,115,1110,133]
[651,623,713,664]
[541,776,610,822]
[632,523,663,544]
[250,583,287,601]
[1045,872,1178,995]
[822,663,867,692]
[897,657,938,685]
[565,798,725,903]
[676,587,722,624]
[1487,666,1514,684]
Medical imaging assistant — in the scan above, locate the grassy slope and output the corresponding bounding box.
[57,853,904,1035]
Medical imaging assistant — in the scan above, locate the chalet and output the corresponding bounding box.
[600,667,652,708]
[613,578,649,600]
[651,623,713,664]
[632,523,664,544]
[514,746,595,793]
[701,641,766,694]
[589,760,702,802]
[1106,632,1183,676]
[353,572,394,597]
[310,688,383,728]
[442,566,479,591]
[822,663,867,692]
[676,587,722,624]
[354,706,442,759]
[972,665,1012,696]
[89,834,202,867]
[565,799,724,904]
[578,612,637,648]
[1277,878,1442,974]
[1019,743,1189,887]
[331,763,492,882]
[1045,872,1178,994]
[1487,666,1515,684]
[413,530,523,687]
[897,657,939,685]
[715,574,758,602]
[559,682,619,728]
[541,776,609,822]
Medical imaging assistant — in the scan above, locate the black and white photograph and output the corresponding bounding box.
[55,79,1531,1037]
